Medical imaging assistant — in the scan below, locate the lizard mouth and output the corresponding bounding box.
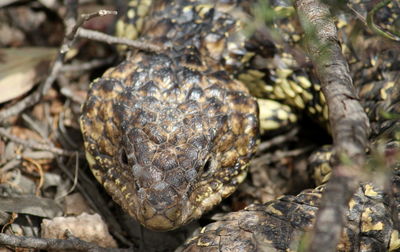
[132,185,190,231]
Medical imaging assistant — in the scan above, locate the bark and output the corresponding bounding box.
[295,0,370,251]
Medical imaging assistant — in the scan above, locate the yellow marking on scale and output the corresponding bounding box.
[127,9,136,19]
[277,109,289,121]
[361,208,384,232]
[281,79,296,98]
[297,76,312,89]
[273,86,286,99]
[348,198,356,210]
[289,80,304,93]
[293,95,305,109]
[121,185,128,192]
[390,230,400,251]
[364,184,378,197]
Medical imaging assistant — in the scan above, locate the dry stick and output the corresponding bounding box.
[0,127,76,156]
[67,10,117,42]
[256,127,299,154]
[0,233,132,252]
[77,28,164,52]
[295,1,370,252]
[366,0,400,41]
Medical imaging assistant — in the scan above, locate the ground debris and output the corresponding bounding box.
[41,213,118,249]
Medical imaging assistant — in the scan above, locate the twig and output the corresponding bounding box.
[0,233,132,252]
[60,87,86,104]
[21,113,50,140]
[252,145,314,166]
[58,100,79,149]
[0,127,76,156]
[0,213,17,233]
[22,150,56,160]
[256,127,299,154]
[327,1,399,41]
[295,0,370,251]
[67,10,118,41]
[0,3,163,123]
[0,159,21,175]
[23,157,45,196]
[366,0,400,41]
[55,153,79,200]
[77,28,164,52]
[346,4,368,26]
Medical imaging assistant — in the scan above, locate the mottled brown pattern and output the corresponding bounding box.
[180,181,398,251]
[81,0,400,238]
[81,0,258,231]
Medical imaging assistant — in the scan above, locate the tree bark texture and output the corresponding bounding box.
[295,0,371,251]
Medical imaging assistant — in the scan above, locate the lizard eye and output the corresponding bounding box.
[204,159,211,173]
[201,158,212,177]
[120,149,129,166]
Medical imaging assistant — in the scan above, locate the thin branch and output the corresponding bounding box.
[55,153,79,200]
[295,0,371,251]
[252,145,314,166]
[23,157,45,196]
[256,127,299,154]
[366,0,400,41]
[67,10,118,41]
[0,127,77,156]
[0,233,132,252]
[77,28,165,52]
[346,4,368,26]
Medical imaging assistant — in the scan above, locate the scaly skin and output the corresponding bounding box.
[81,0,400,236]
[179,1,400,249]
[180,171,400,251]
[80,0,259,231]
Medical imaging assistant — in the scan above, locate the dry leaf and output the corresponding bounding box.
[0,47,57,103]
[0,195,62,218]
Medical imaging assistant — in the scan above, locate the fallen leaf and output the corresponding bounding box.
[0,195,62,218]
[0,47,57,103]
